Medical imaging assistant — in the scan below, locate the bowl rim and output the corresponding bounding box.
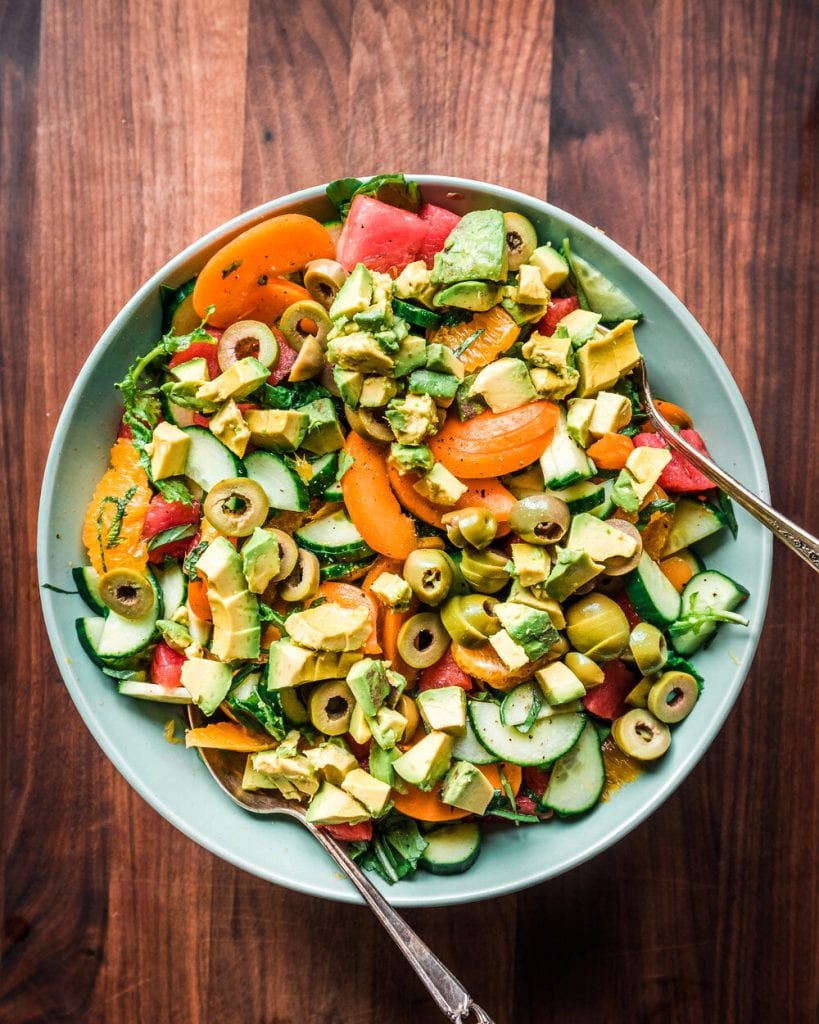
[38,175,772,906]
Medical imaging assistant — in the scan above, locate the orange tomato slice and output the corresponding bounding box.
[386,462,516,530]
[430,306,520,372]
[391,763,522,822]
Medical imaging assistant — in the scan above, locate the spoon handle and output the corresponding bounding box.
[310,825,494,1023]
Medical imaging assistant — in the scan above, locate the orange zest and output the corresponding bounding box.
[587,432,634,470]
[184,721,276,752]
[310,581,381,654]
[430,306,520,372]
[81,438,151,575]
[391,763,522,822]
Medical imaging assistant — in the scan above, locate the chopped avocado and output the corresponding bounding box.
[341,768,392,817]
[544,548,604,602]
[392,731,453,791]
[209,399,251,458]
[407,369,461,402]
[529,365,579,400]
[575,320,642,398]
[388,443,435,476]
[241,527,281,594]
[529,244,569,290]
[567,513,639,562]
[510,542,551,587]
[610,472,640,513]
[146,420,190,480]
[354,299,391,331]
[242,758,287,794]
[369,571,413,611]
[305,781,370,825]
[535,661,586,705]
[606,319,642,374]
[507,579,566,628]
[493,601,559,661]
[299,398,345,454]
[431,209,508,285]
[392,260,437,306]
[170,356,209,384]
[589,391,632,438]
[156,618,192,650]
[626,446,672,498]
[392,333,427,377]
[539,410,596,488]
[385,393,439,445]
[366,705,408,750]
[516,264,550,305]
[285,602,371,652]
[521,330,572,368]
[266,639,363,689]
[557,308,601,347]
[245,408,309,452]
[180,658,232,716]
[196,537,260,661]
[359,375,399,408]
[348,701,372,745]
[441,761,495,815]
[333,368,364,409]
[329,263,373,320]
[196,357,269,403]
[252,750,319,798]
[433,280,502,311]
[469,358,536,413]
[326,331,396,374]
[566,398,596,448]
[500,292,549,326]
[488,628,529,670]
[303,742,358,784]
[416,686,467,736]
[413,462,468,506]
[425,343,465,379]
[346,658,390,717]
[369,744,401,788]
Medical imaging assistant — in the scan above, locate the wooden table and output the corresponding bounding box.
[3,1,817,1020]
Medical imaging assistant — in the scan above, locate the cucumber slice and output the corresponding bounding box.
[76,617,148,669]
[661,498,725,556]
[95,570,162,659]
[118,681,193,703]
[72,565,107,615]
[500,683,542,732]
[468,701,585,767]
[670,570,749,656]
[624,551,682,626]
[589,478,616,519]
[450,713,499,765]
[540,411,596,490]
[567,250,642,323]
[244,450,309,512]
[161,393,197,428]
[153,562,187,617]
[306,452,340,497]
[295,508,374,562]
[392,297,443,330]
[542,719,605,815]
[182,426,245,493]
[546,480,606,516]
[420,822,481,875]
[323,479,343,502]
[318,556,376,582]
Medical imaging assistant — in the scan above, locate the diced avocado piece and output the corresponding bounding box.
[348,701,372,744]
[567,513,639,563]
[416,686,467,736]
[329,263,373,320]
[241,527,281,594]
[431,209,508,285]
[612,447,673,511]
[540,411,596,489]
[326,331,395,374]
[285,602,371,652]
[359,375,399,408]
[245,408,309,452]
[566,398,596,448]
[333,368,364,409]
[606,319,642,374]
[303,742,358,785]
[516,264,550,305]
[433,280,502,311]
[267,639,363,689]
[488,628,529,670]
[425,343,466,379]
[392,260,436,306]
[196,357,269,403]
[196,537,260,661]
[354,299,391,331]
[500,293,549,326]
[589,391,632,438]
[529,244,569,290]
[388,443,435,476]
[392,333,427,377]
[469,358,536,414]
[413,463,468,506]
[529,365,579,400]
[521,330,572,368]
[299,398,345,454]
[385,393,439,444]
[567,251,642,322]
[156,618,192,650]
[408,369,461,401]
[625,676,653,708]
[392,731,453,791]
[511,543,550,588]
[369,572,413,611]
[209,399,251,458]
[535,661,587,705]
[180,658,232,716]
[441,761,495,815]
[170,356,209,384]
[346,658,390,717]
[493,601,559,661]
[557,308,601,347]
[366,705,408,750]
[369,744,401,788]
[242,758,285,793]
[305,781,370,825]
[252,750,319,798]
[146,420,190,480]
[575,336,621,398]
[341,768,392,817]
[544,549,604,602]
[507,579,566,628]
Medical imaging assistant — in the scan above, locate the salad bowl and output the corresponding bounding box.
[38,175,771,907]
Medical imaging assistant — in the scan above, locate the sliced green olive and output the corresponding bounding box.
[308,680,355,736]
[203,478,269,537]
[602,518,643,576]
[629,622,668,676]
[504,212,538,271]
[218,319,279,372]
[647,670,698,724]
[303,258,349,309]
[99,568,155,619]
[266,529,299,583]
[611,708,671,760]
[440,507,498,550]
[564,651,605,687]
[440,594,501,647]
[278,300,332,351]
[345,405,394,443]
[509,494,570,545]
[403,548,455,606]
[397,612,449,668]
[288,335,324,383]
[278,549,320,602]
[459,546,511,594]
[565,592,630,662]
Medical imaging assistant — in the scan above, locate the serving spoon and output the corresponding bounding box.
[632,360,819,572]
[186,705,494,1024]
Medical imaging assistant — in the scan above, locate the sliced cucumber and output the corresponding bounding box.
[161,394,196,428]
[244,450,309,512]
[319,556,376,582]
[543,719,605,815]
[420,822,481,875]
[72,565,107,615]
[324,479,343,502]
[306,452,340,497]
[589,478,616,519]
[182,426,245,493]
[540,411,596,490]
[295,508,374,562]
[118,681,193,703]
[392,297,443,330]
[451,713,501,765]
[500,683,542,733]
[624,551,682,626]
[567,249,642,323]
[153,562,187,618]
[546,480,606,516]
[661,498,725,557]
[469,701,585,767]
[97,570,162,659]
[670,570,750,656]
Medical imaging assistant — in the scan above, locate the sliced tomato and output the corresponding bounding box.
[336,195,428,274]
[150,642,187,688]
[633,430,716,492]
[418,649,473,692]
[142,495,201,561]
[267,333,298,384]
[320,821,374,842]
[537,296,580,336]
[582,660,637,721]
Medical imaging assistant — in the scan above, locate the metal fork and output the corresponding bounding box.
[186,706,494,1024]
[632,360,819,572]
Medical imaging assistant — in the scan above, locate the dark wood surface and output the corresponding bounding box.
[3,1,817,1020]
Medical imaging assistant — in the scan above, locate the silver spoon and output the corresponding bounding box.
[186,705,494,1024]
[633,360,819,572]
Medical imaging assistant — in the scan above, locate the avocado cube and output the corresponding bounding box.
[433,280,501,311]
[521,331,572,368]
[354,300,391,330]
[431,209,508,284]
[358,375,398,409]
[392,333,427,377]
[170,356,210,384]
[589,391,632,438]
[146,420,190,480]
[346,658,390,717]
[303,742,359,785]
[241,527,281,594]
[329,263,373,320]
[180,658,232,716]
[408,368,461,401]
[624,447,672,501]
[510,543,551,588]
[416,686,467,736]
[266,640,363,690]
[516,264,550,305]
[341,768,392,817]
[369,572,413,611]
[558,308,602,346]
[326,331,396,374]
[285,602,371,652]
[385,393,439,445]
[529,365,579,400]
[567,513,639,563]
[544,549,604,602]
[493,602,559,661]
[566,398,596,448]
[209,399,251,458]
[392,260,436,304]
[196,357,269,403]
[333,368,364,409]
[625,676,653,708]
[575,337,621,398]
[535,661,587,706]
[607,319,642,373]
[245,408,309,452]
[366,705,408,750]
[500,294,549,326]
[388,443,435,476]
[392,731,453,791]
[300,398,345,454]
[469,358,536,414]
[252,751,319,798]
[305,781,370,825]
[348,701,373,745]
[425,343,466,379]
[507,579,567,629]
[242,758,283,793]
[488,628,529,671]
[413,463,468,507]
[529,244,569,290]
[441,761,495,815]
[369,744,401,788]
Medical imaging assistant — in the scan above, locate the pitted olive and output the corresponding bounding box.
[611,708,671,760]
[440,594,501,647]
[203,478,269,536]
[396,612,450,669]
[440,507,498,550]
[403,548,455,606]
[278,300,332,351]
[565,592,630,662]
[217,320,279,372]
[303,259,349,309]
[647,670,698,724]
[459,546,511,593]
[509,494,570,545]
[99,568,155,619]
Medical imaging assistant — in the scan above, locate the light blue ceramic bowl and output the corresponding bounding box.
[38,177,771,907]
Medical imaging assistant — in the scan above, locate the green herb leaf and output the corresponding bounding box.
[147,522,198,551]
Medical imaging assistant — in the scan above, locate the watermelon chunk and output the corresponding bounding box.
[537,295,580,336]
[633,430,716,492]
[336,195,428,274]
[583,659,637,721]
[418,203,461,267]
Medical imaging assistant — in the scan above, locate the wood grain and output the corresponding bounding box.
[2,0,817,1021]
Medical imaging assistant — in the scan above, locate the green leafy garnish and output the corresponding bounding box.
[146,522,198,551]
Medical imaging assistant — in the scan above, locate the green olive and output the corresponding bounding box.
[278,300,332,351]
[303,258,349,309]
[203,478,269,537]
[266,529,299,583]
[278,549,320,602]
[345,405,394,443]
[611,708,671,760]
[504,212,538,271]
[629,622,668,675]
[403,548,455,606]
[459,546,511,594]
[509,494,570,545]
[565,592,630,662]
[564,651,605,687]
[99,568,155,619]
[542,634,570,661]
[440,507,498,550]
[602,519,643,576]
[288,335,325,382]
[308,680,355,736]
[396,613,450,668]
[647,670,698,724]
[440,594,501,647]
[217,319,279,372]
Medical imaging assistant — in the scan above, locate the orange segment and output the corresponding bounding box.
[81,439,151,575]
[184,721,276,752]
[430,306,520,372]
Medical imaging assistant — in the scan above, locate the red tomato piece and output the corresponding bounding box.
[633,430,716,492]
[336,195,429,274]
[537,296,580,336]
[582,660,638,721]
[516,794,539,816]
[168,340,220,381]
[117,418,132,440]
[150,641,187,688]
[319,821,374,842]
[417,202,461,267]
[267,333,298,384]
[418,649,474,692]
[142,495,201,562]
[522,765,550,800]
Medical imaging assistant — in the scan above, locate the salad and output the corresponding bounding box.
[73,174,751,883]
